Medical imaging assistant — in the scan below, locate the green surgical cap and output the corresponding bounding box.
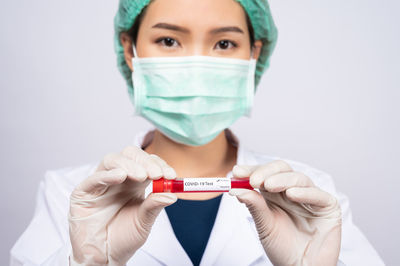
[114,0,278,97]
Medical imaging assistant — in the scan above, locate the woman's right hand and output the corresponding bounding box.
[68,146,177,266]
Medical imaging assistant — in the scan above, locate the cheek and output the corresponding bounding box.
[230,36,253,59]
[242,46,253,60]
[233,43,252,60]
[135,36,164,58]
[135,27,153,57]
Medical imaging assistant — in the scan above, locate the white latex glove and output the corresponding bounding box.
[230,160,342,266]
[68,146,177,266]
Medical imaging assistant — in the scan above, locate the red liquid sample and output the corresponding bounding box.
[152,177,253,193]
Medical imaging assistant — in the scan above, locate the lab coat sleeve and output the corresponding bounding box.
[298,164,385,266]
[9,168,84,266]
[335,189,385,266]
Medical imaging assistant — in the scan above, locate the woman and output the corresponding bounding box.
[11,0,384,265]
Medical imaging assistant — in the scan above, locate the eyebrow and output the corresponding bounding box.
[152,23,244,34]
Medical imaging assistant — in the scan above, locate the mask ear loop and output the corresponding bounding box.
[245,46,257,118]
[132,43,139,59]
[131,43,143,115]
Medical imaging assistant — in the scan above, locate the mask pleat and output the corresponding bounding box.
[144,96,246,115]
[142,108,245,140]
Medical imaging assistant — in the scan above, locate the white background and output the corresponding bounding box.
[1,0,398,264]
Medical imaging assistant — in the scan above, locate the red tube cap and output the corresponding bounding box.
[152,178,165,193]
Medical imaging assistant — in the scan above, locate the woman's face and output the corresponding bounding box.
[121,0,262,71]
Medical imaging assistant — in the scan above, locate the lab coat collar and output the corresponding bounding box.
[139,191,265,266]
[132,129,266,265]
[199,192,265,265]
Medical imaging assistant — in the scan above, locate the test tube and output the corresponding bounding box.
[152,177,253,193]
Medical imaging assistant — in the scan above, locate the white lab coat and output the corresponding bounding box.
[10,130,385,266]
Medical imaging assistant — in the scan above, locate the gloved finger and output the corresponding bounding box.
[136,193,178,232]
[229,189,275,234]
[148,154,176,180]
[232,165,259,178]
[75,168,127,194]
[250,160,293,189]
[122,146,163,179]
[263,172,315,193]
[285,187,337,208]
[102,152,147,182]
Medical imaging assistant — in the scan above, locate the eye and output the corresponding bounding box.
[215,40,237,50]
[155,37,179,48]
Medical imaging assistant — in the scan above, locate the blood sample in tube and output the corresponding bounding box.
[152,177,253,193]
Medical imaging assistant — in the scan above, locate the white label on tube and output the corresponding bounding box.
[183,177,231,191]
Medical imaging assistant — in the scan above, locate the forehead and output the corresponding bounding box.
[141,0,248,29]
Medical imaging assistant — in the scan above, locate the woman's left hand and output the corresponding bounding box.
[230,160,342,266]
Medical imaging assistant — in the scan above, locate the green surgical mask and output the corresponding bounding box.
[131,45,257,146]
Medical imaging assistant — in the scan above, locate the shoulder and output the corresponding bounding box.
[10,162,99,265]
[35,162,100,227]
[42,162,99,195]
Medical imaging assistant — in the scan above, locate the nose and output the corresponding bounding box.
[189,46,209,57]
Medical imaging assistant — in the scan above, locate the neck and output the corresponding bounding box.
[144,130,237,178]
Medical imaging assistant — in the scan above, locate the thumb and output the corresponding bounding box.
[230,189,275,236]
[137,193,177,232]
